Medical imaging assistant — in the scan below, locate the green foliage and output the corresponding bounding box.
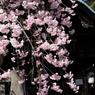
[86,0,94,4]
[90,1,95,10]
[85,0,95,10]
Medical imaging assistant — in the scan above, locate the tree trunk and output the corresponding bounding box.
[10,71,25,95]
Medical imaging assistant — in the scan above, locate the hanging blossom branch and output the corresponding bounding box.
[0,0,79,94]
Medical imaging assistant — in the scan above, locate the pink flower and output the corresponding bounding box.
[65,7,74,14]
[51,58,58,67]
[51,83,63,93]
[0,48,4,54]
[1,69,10,79]
[44,16,52,23]
[48,19,58,27]
[0,9,4,13]
[24,15,35,30]
[49,44,59,51]
[48,0,54,3]
[63,71,73,79]
[50,73,61,81]
[41,74,49,80]
[44,53,53,63]
[47,27,58,36]
[70,0,76,3]
[31,82,35,85]
[10,38,24,48]
[56,49,67,57]
[0,24,9,34]
[57,31,65,38]
[32,51,42,57]
[36,10,49,19]
[41,33,47,40]
[57,60,64,67]
[18,79,25,84]
[39,41,50,50]
[11,57,16,63]
[16,50,28,59]
[35,18,45,25]
[64,58,70,67]
[7,0,21,8]
[36,61,41,66]
[19,69,25,76]
[72,4,78,8]
[36,40,43,44]
[50,1,59,9]
[8,11,18,22]
[69,29,75,35]
[0,12,7,22]
[0,39,9,48]
[0,38,9,55]
[40,86,49,95]
[22,0,40,10]
[61,16,72,28]
[33,28,42,37]
[10,23,23,37]
[15,9,25,15]
[67,78,79,93]
[21,60,25,66]
[57,0,62,4]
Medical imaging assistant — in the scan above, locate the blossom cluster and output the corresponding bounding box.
[63,71,79,93]
[0,69,10,79]
[0,0,79,94]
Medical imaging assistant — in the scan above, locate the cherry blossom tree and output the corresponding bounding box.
[0,0,79,94]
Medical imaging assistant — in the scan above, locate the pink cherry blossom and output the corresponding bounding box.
[67,78,79,93]
[56,49,67,57]
[63,71,73,79]
[51,83,63,93]
[24,15,35,30]
[0,0,79,94]
[0,24,9,34]
[0,69,10,79]
[21,60,25,66]
[10,38,24,48]
[10,23,23,37]
[22,0,40,10]
[39,41,50,50]
[70,0,76,3]
[41,74,49,80]
[11,57,16,63]
[61,16,72,28]
[48,0,55,3]
[0,12,7,22]
[8,11,18,22]
[72,4,78,8]
[0,9,4,13]
[50,73,61,81]
[57,0,62,4]
[50,1,59,9]
[44,53,53,63]
[44,16,53,23]
[36,61,41,66]
[18,79,25,84]
[69,29,75,35]
[16,50,28,59]
[49,44,59,51]
[15,9,25,16]
[64,7,74,15]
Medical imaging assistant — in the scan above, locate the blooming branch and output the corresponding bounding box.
[0,0,79,94]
